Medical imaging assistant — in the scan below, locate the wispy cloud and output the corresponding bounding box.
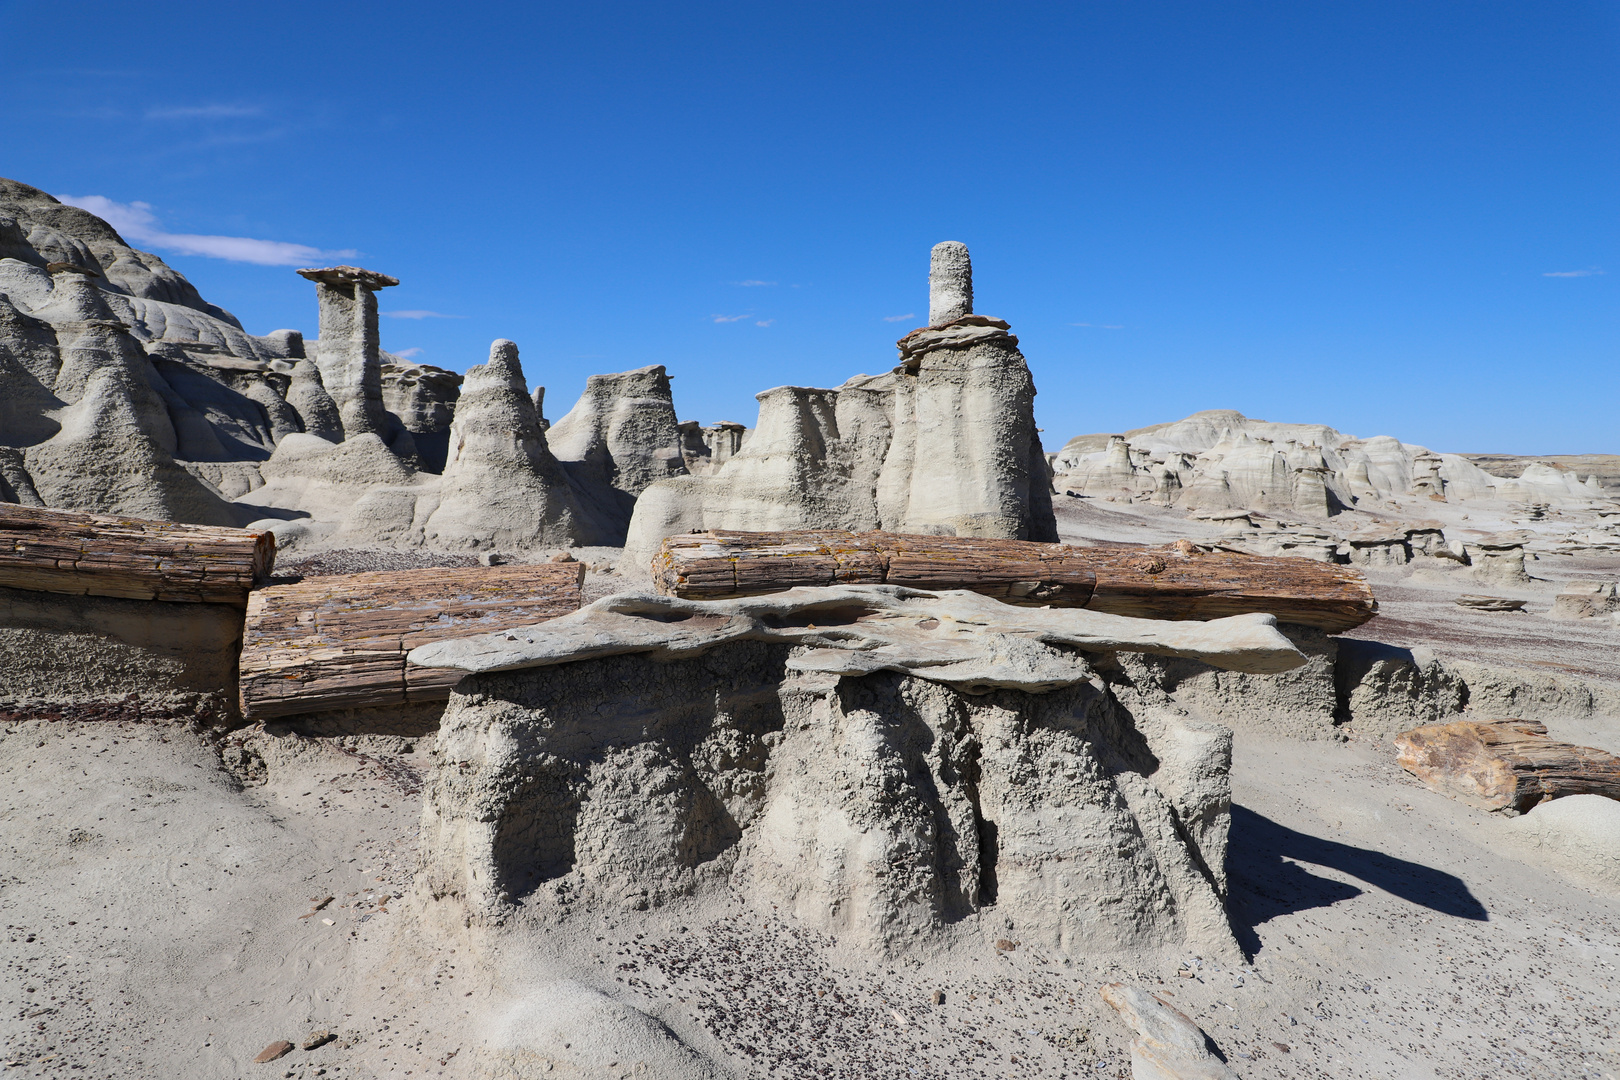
[1542,268,1604,278]
[733,280,777,287]
[391,347,424,359]
[381,310,464,320]
[883,313,916,323]
[145,104,264,121]
[711,313,752,323]
[755,319,774,327]
[56,194,356,267]
[1071,322,1124,329]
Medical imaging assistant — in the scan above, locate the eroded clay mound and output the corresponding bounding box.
[418,638,1242,962]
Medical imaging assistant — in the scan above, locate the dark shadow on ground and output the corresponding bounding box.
[1227,804,1488,956]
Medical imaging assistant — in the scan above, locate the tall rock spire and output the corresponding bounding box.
[928,241,972,326]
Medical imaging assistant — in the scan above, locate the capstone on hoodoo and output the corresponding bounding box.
[623,242,1057,565]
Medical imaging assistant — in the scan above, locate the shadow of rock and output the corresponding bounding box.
[1228,803,1487,956]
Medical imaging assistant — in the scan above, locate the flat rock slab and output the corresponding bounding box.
[240,562,584,719]
[1395,718,1620,813]
[409,584,1307,691]
[1455,595,1528,612]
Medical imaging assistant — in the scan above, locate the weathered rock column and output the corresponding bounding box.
[883,243,1059,542]
[296,265,398,440]
[928,241,972,326]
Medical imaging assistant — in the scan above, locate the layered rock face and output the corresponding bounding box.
[624,243,1057,566]
[418,638,1242,960]
[1053,409,1606,516]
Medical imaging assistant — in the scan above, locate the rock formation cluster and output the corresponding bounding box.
[0,177,690,553]
[623,242,1057,564]
[1052,410,1609,516]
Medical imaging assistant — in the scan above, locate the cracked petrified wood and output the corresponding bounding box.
[239,562,584,719]
[651,530,1377,632]
[1395,717,1620,813]
[0,503,275,605]
[653,530,1096,607]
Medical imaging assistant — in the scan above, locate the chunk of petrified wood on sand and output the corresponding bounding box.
[652,529,1376,632]
[1395,717,1620,813]
[0,502,275,605]
[240,562,584,720]
[1100,982,1241,1080]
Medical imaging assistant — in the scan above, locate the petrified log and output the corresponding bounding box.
[652,529,1095,606]
[0,503,275,605]
[1395,717,1620,813]
[240,563,584,719]
[652,530,1377,632]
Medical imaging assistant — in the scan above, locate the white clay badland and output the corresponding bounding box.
[2,177,1619,1079]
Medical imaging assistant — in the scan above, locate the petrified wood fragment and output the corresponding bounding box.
[239,562,584,719]
[652,530,1377,632]
[0,503,274,605]
[1395,717,1620,813]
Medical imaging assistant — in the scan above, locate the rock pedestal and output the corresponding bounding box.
[296,265,398,441]
[417,630,1244,961]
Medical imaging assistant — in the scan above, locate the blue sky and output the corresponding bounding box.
[3,1,1615,453]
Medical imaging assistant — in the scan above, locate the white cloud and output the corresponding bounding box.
[711,313,752,323]
[734,280,777,287]
[883,313,916,322]
[1071,322,1124,329]
[145,104,263,121]
[391,347,424,359]
[755,319,774,327]
[1542,268,1604,277]
[381,310,463,320]
[56,193,357,267]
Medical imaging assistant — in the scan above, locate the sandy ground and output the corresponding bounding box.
[3,498,1618,1078]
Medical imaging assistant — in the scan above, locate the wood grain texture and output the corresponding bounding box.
[0,503,275,606]
[240,563,585,719]
[1072,546,1376,632]
[1395,717,1620,813]
[652,530,1377,632]
[654,530,1096,607]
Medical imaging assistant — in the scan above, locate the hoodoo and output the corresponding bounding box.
[623,241,1058,563]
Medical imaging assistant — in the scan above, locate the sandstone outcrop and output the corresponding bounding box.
[624,243,1057,564]
[677,420,747,475]
[1053,409,1611,517]
[545,364,688,534]
[1507,794,1620,891]
[410,587,1272,959]
[422,340,603,549]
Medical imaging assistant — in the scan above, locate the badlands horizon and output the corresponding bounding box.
[38,184,1616,469]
